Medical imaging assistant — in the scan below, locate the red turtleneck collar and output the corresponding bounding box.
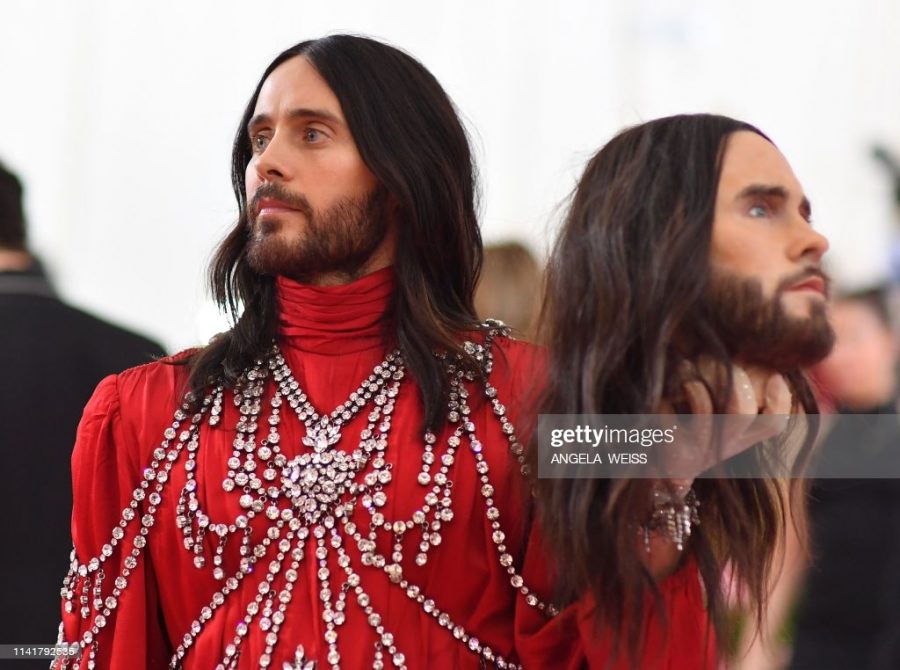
[276,267,395,355]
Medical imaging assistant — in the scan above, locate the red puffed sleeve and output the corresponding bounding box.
[514,522,716,669]
[55,373,170,669]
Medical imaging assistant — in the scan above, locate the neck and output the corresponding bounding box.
[0,249,33,271]
[275,266,395,355]
[302,256,394,288]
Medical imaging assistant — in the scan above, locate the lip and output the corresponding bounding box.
[786,276,826,296]
[256,198,300,216]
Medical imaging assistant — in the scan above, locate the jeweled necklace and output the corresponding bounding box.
[176,347,401,582]
[59,324,558,670]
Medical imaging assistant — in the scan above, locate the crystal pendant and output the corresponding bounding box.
[283,644,317,670]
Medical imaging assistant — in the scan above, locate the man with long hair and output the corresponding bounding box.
[532,114,835,668]
[53,35,607,670]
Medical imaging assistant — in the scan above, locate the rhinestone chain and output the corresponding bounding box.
[57,325,555,670]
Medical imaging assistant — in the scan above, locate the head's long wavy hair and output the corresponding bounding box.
[532,114,819,666]
[184,35,483,429]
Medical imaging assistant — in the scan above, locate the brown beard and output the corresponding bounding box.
[704,268,836,370]
[246,182,390,283]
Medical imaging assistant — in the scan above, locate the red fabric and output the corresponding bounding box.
[59,267,714,669]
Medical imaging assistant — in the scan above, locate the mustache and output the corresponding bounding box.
[248,182,313,219]
[775,267,831,297]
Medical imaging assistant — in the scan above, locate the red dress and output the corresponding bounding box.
[56,268,713,669]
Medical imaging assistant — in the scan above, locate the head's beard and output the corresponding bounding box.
[246,182,390,283]
[704,268,835,370]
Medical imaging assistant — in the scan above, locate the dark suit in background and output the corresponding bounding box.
[0,262,166,648]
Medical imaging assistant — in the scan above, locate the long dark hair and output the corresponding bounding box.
[184,35,484,429]
[532,114,819,665]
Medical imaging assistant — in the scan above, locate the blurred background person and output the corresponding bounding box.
[791,287,900,669]
[0,160,165,650]
[815,288,898,411]
[733,287,900,669]
[474,241,542,340]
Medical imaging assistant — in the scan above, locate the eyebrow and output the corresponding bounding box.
[247,107,344,132]
[734,183,813,221]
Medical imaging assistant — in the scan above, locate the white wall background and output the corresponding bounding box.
[1,0,898,352]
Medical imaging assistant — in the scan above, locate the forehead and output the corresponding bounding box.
[717,131,802,196]
[253,55,344,120]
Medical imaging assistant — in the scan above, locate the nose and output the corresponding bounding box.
[251,135,290,183]
[789,220,829,264]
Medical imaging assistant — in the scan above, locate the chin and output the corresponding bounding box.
[782,293,826,319]
[254,218,284,237]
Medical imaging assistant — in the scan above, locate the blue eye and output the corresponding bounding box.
[250,134,270,153]
[748,204,769,218]
[304,129,323,142]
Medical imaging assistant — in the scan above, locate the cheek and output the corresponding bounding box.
[712,239,785,299]
[245,166,260,202]
[353,163,379,192]
[330,152,379,195]
[710,232,751,271]
[712,213,781,268]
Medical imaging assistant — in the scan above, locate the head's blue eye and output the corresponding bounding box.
[251,134,269,152]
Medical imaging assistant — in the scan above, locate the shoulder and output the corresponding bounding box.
[73,350,199,484]
[490,332,544,375]
[458,323,545,428]
[467,323,545,392]
[115,349,195,407]
[458,322,543,366]
[82,350,196,438]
